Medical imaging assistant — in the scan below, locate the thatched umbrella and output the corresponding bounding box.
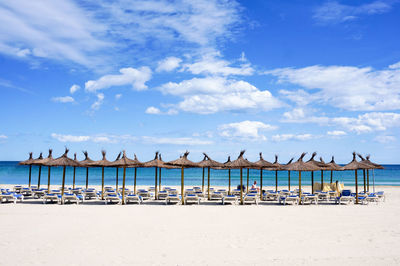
[229,151,256,205]
[254,152,275,200]
[324,156,342,183]
[357,154,384,193]
[47,148,80,200]
[34,149,54,192]
[305,152,327,193]
[19,152,35,187]
[31,152,44,189]
[144,151,169,199]
[113,152,122,192]
[197,153,224,200]
[79,151,94,189]
[166,151,197,205]
[342,152,370,204]
[87,151,112,200]
[110,151,142,204]
[283,153,320,200]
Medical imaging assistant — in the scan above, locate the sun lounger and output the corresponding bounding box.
[263,191,279,201]
[33,189,47,199]
[185,194,200,205]
[335,190,354,205]
[193,187,202,192]
[62,193,83,204]
[13,186,23,193]
[125,194,142,204]
[222,195,238,205]
[279,195,299,205]
[165,195,181,205]
[317,191,329,202]
[365,193,379,204]
[157,190,169,200]
[104,193,122,204]
[83,189,97,200]
[21,187,33,197]
[137,190,152,200]
[1,192,24,204]
[148,186,156,192]
[376,191,385,202]
[217,189,228,196]
[210,192,223,201]
[231,189,242,197]
[301,194,318,205]
[243,194,258,205]
[194,191,205,198]
[43,193,61,204]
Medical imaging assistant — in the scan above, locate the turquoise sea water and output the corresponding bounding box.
[0,161,399,188]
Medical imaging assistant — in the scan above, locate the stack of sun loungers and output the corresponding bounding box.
[1,188,24,204]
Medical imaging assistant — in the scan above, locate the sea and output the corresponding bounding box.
[0,161,399,188]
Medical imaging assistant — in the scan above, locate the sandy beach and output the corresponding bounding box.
[0,185,399,265]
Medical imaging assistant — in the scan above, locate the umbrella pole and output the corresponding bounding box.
[37,165,42,189]
[85,167,89,190]
[101,167,105,200]
[363,169,366,193]
[330,170,333,183]
[367,170,370,192]
[72,166,76,189]
[61,166,66,204]
[122,167,126,204]
[275,170,278,192]
[116,167,119,192]
[228,169,231,195]
[372,169,375,193]
[260,169,263,200]
[47,166,51,193]
[207,167,211,200]
[321,170,324,190]
[181,167,185,205]
[288,171,291,191]
[246,168,249,193]
[155,167,158,200]
[158,168,161,191]
[240,167,243,205]
[311,171,314,194]
[355,170,359,204]
[202,167,205,192]
[299,171,302,204]
[28,165,32,188]
[134,167,137,194]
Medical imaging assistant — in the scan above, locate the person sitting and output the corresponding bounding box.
[251,181,259,192]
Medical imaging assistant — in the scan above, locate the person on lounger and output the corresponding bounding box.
[251,181,259,192]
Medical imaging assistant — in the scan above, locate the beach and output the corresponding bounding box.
[1,185,400,265]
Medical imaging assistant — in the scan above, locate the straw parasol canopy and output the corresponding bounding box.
[110,151,141,167]
[143,151,167,168]
[323,156,343,171]
[284,153,320,171]
[19,152,35,187]
[357,154,384,170]
[306,152,329,170]
[253,152,275,169]
[342,152,370,204]
[31,152,43,165]
[167,151,197,204]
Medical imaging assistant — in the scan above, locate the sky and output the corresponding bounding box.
[0,0,399,163]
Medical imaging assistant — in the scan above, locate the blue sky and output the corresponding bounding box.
[0,0,399,163]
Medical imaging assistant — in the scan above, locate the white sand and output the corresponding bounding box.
[1,185,400,265]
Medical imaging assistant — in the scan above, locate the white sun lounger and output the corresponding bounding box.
[157,190,169,200]
[165,195,181,205]
[222,195,238,205]
[243,194,258,205]
[43,193,61,204]
[1,192,24,204]
[84,189,97,200]
[210,192,223,201]
[125,194,141,204]
[301,194,318,205]
[279,195,299,205]
[61,193,83,204]
[137,190,152,200]
[185,194,200,205]
[104,193,122,204]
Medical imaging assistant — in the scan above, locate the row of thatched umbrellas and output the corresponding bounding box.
[19,149,383,204]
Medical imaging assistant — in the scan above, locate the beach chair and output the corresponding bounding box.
[165,195,181,205]
[13,186,23,193]
[137,190,152,201]
[33,188,47,199]
[210,191,224,201]
[119,188,131,195]
[157,190,169,200]
[301,194,318,205]
[365,193,380,204]
[21,187,33,197]
[185,194,200,205]
[104,193,122,204]
[376,191,385,202]
[1,192,24,204]
[335,190,354,205]
[125,194,142,204]
[231,189,241,197]
[243,194,258,205]
[62,193,83,204]
[193,187,202,192]
[264,191,279,201]
[194,191,205,198]
[43,193,61,204]
[217,189,228,196]
[148,186,156,192]
[317,191,329,202]
[279,195,299,205]
[222,195,238,205]
[83,189,97,200]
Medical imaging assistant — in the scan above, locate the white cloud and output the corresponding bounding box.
[145,106,161,114]
[218,120,277,141]
[0,135,7,139]
[142,136,213,145]
[282,107,329,124]
[182,52,254,76]
[374,135,396,143]
[69,84,80,94]
[267,63,400,111]
[332,112,400,134]
[313,1,393,24]
[85,67,152,92]
[51,133,90,143]
[389,61,400,69]
[91,93,104,110]
[156,57,182,72]
[271,134,315,142]
[159,76,283,114]
[51,96,74,103]
[51,133,137,143]
[0,0,109,67]
[115,94,122,100]
[327,130,347,136]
